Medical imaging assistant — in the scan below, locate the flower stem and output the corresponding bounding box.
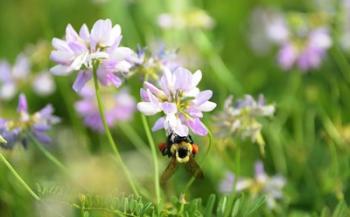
[140,114,161,206]
[29,134,67,173]
[118,123,151,160]
[91,65,139,197]
[0,151,40,200]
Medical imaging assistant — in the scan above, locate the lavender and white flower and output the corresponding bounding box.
[219,161,286,209]
[278,27,332,71]
[32,72,56,96]
[50,19,138,92]
[133,44,180,81]
[137,67,216,136]
[0,54,30,100]
[249,8,289,55]
[0,94,60,149]
[249,8,332,71]
[214,94,275,143]
[75,85,135,132]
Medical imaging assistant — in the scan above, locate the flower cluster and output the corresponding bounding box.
[214,95,275,143]
[278,27,332,71]
[0,53,55,100]
[0,94,59,149]
[134,44,180,81]
[137,67,216,136]
[219,161,286,209]
[249,8,332,71]
[50,19,138,92]
[75,85,135,132]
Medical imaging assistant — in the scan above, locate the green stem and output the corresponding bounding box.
[0,152,40,200]
[235,144,240,176]
[92,64,139,197]
[29,134,67,173]
[140,115,161,206]
[118,123,151,160]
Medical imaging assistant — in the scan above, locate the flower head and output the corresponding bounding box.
[0,94,59,149]
[75,85,135,132]
[50,19,137,92]
[278,28,332,71]
[219,161,286,209]
[214,95,275,143]
[0,54,30,100]
[249,8,289,55]
[0,45,56,100]
[137,67,216,136]
[133,44,180,81]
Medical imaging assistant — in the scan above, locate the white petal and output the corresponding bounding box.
[191,70,202,88]
[137,102,160,115]
[198,101,216,112]
[50,65,72,75]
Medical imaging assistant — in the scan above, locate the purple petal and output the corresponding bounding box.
[196,90,213,105]
[73,70,92,92]
[278,43,297,70]
[79,24,90,41]
[174,67,192,91]
[161,102,177,114]
[144,81,164,97]
[140,88,149,101]
[105,72,122,87]
[17,94,28,113]
[33,131,52,144]
[152,117,165,131]
[65,24,80,42]
[219,172,235,194]
[255,161,265,178]
[186,118,208,136]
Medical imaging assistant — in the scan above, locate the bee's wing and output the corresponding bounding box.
[160,157,178,186]
[185,157,204,179]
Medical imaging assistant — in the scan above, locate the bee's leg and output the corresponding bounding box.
[160,157,178,188]
[185,157,204,179]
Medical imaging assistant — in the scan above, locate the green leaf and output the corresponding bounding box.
[332,201,349,217]
[204,194,216,217]
[231,197,242,217]
[216,196,228,217]
[243,196,266,216]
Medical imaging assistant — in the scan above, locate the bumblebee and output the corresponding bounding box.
[159,133,203,186]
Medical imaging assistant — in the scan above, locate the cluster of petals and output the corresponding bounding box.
[278,28,332,71]
[249,8,332,71]
[214,95,275,142]
[134,44,180,81]
[0,94,59,149]
[0,54,55,100]
[137,67,216,136]
[219,161,286,209]
[75,85,135,132]
[50,19,138,92]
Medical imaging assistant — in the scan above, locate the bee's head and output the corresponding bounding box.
[170,142,193,163]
